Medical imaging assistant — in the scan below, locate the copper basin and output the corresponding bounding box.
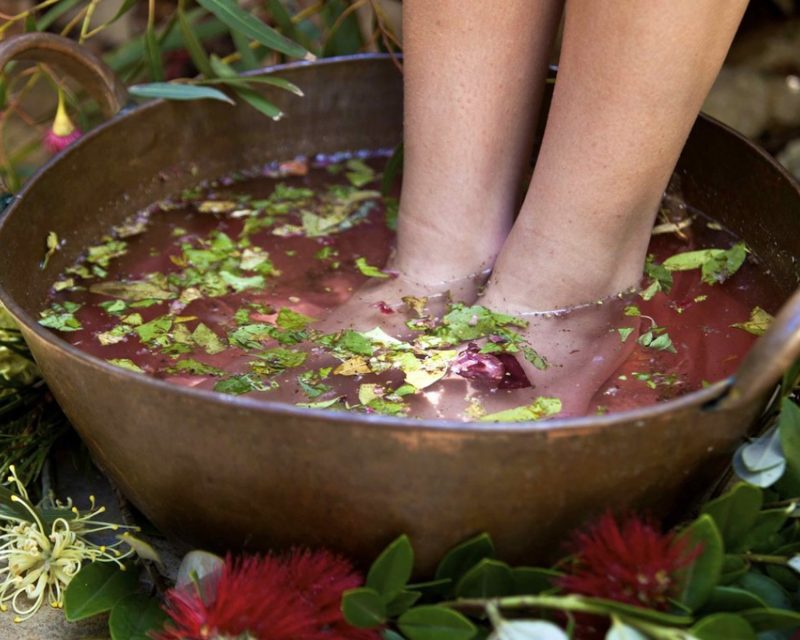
[1,34,799,572]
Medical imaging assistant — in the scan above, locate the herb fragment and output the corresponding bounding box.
[276,308,315,330]
[732,306,774,336]
[480,397,562,423]
[41,231,60,270]
[641,257,673,301]
[355,257,389,279]
[166,359,226,376]
[39,302,82,332]
[663,242,748,285]
[637,327,676,353]
[106,358,144,373]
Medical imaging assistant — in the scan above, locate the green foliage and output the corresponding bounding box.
[64,562,139,621]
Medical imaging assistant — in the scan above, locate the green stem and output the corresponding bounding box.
[745,553,791,566]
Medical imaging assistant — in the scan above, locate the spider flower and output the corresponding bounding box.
[558,513,700,609]
[43,91,82,154]
[0,466,136,622]
[156,550,381,640]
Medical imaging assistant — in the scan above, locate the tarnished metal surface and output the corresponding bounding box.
[0,36,799,572]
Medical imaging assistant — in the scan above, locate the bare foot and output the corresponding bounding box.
[476,289,641,416]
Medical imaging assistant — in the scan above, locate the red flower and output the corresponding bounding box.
[558,513,699,610]
[285,549,381,640]
[154,550,381,640]
[557,514,700,640]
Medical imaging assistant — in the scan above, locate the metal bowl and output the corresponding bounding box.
[1,34,799,572]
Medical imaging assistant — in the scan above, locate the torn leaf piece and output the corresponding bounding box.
[663,242,748,285]
[192,323,226,354]
[436,304,527,344]
[166,359,226,376]
[107,358,144,373]
[276,308,315,330]
[41,231,60,270]
[345,159,376,187]
[391,350,458,390]
[355,257,389,279]
[641,257,673,301]
[250,347,307,376]
[39,301,82,332]
[90,276,175,301]
[732,306,774,337]
[213,373,273,395]
[637,327,676,353]
[480,397,562,423]
[298,368,332,399]
[334,357,371,376]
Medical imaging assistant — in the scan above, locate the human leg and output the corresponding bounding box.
[481,0,749,414]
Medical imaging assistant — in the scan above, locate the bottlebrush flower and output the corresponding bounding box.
[43,91,82,154]
[155,550,381,640]
[558,513,700,609]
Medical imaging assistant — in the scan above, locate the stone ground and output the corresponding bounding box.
[2,11,799,640]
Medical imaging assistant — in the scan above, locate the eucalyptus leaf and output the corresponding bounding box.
[690,613,757,640]
[677,514,724,611]
[341,587,387,628]
[64,562,139,622]
[366,534,414,602]
[742,427,785,473]
[733,444,786,488]
[109,593,168,640]
[178,5,214,77]
[196,0,312,60]
[144,26,165,82]
[233,84,284,121]
[129,82,235,104]
[398,606,477,640]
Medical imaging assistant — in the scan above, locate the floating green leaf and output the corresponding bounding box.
[480,397,562,423]
[732,306,774,337]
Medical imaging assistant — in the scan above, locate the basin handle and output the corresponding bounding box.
[717,287,800,410]
[0,33,128,118]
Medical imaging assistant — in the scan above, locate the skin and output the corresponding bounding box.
[321,0,749,416]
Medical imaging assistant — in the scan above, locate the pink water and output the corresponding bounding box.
[43,153,783,418]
